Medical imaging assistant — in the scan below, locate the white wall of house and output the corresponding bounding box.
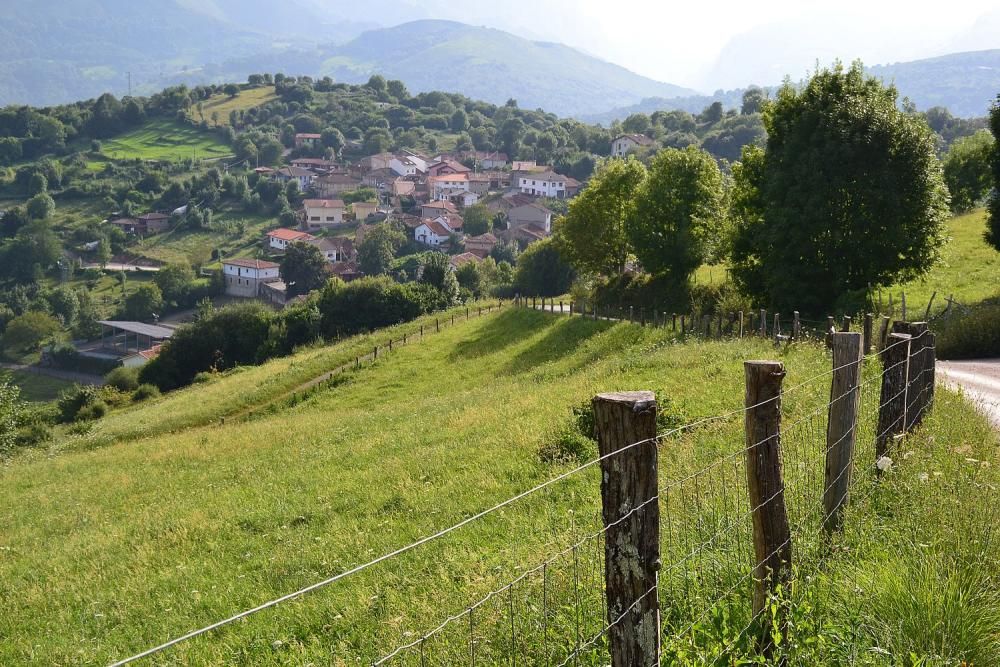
[304,204,344,228]
[222,263,279,297]
[518,176,565,198]
[432,177,469,199]
[612,137,640,157]
[414,224,449,246]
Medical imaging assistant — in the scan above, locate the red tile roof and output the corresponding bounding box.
[223,258,280,270]
[267,228,316,242]
[302,199,345,208]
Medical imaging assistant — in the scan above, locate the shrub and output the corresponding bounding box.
[132,384,161,402]
[56,384,100,423]
[105,366,140,392]
[192,371,214,384]
[936,304,1000,359]
[75,400,108,421]
[15,422,52,447]
[538,425,596,464]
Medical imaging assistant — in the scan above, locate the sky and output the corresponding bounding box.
[392,0,1000,91]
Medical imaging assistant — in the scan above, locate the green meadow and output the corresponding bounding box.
[98,118,232,163]
[1,307,998,665]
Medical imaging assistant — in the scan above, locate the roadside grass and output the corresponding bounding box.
[186,87,277,127]
[2,308,996,664]
[2,370,73,402]
[97,118,232,163]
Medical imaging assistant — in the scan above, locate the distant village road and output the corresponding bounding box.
[938,359,1000,429]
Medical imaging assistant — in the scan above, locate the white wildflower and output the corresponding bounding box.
[876,456,893,472]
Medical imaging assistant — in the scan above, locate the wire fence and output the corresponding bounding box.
[108,305,937,666]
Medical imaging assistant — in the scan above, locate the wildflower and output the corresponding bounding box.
[876,456,893,472]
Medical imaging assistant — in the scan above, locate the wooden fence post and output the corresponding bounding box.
[824,332,863,534]
[629,306,634,323]
[792,311,801,341]
[863,314,873,355]
[388,338,393,352]
[759,309,767,337]
[739,311,744,338]
[451,313,455,325]
[772,313,780,345]
[892,321,929,430]
[672,313,677,331]
[877,315,890,352]
[467,307,470,319]
[373,346,378,360]
[436,318,440,333]
[876,332,911,463]
[743,360,791,658]
[841,315,852,332]
[681,314,686,334]
[593,391,660,667]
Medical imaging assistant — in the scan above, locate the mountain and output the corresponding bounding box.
[583,50,1000,124]
[868,50,1000,118]
[315,20,696,117]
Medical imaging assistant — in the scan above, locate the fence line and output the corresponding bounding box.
[110,299,938,666]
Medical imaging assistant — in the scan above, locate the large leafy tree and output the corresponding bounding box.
[628,146,725,283]
[514,237,575,297]
[357,223,405,276]
[943,129,994,213]
[557,157,647,276]
[730,62,949,312]
[280,242,328,298]
[987,95,1000,252]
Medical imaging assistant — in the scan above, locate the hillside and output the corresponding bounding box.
[2,306,999,663]
[868,49,1000,118]
[318,20,697,117]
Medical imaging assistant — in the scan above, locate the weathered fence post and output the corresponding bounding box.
[824,332,863,534]
[759,309,767,337]
[593,391,660,667]
[825,316,835,348]
[451,313,455,325]
[629,306,634,323]
[877,315,890,351]
[640,308,646,326]
[373,346,379,360]
[560,300,564,313]
[792,311,801,341]
[876,332,911,464]
[435,318,440,333]
[743,360,792,658]
[863,313,873,355]
[388,338,393,352]
[739,311,744,338]
[681,314,686,334]
[892,321,929,429]
[772,313,780,346]
[467,307,470,320]
[672,313,677,331]
[901,292,907,321]
[840,315,851,332]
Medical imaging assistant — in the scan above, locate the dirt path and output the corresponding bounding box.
[938,359,1000,429]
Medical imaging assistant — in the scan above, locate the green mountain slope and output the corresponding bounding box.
[321,20,697,116]
[868,49,1000,117]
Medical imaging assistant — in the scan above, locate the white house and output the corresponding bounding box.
[272,166,314,191]
[389,155,427,177]
[446,189,479,208]
[302,199,346,229]
[266,228,316,251]
[222,258,281,298]
[430,173,469,200]
[414,219,453,247]
[306,236,355,263]
[518,171,568,198]
[611,133,654,157]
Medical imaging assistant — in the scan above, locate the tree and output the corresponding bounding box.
[223,83,240,98]
[699,101,724,124]
[321,127,345,154]
[257,138,284,166]
[27,172,47,196]
[943,130,994,213]
[730,62,949,312]
[461,204,491,236]
[741,87,766,115]
[2,221,62,283]
[450,109,469,132]
[557,158,647,276]
[1,206,28,238]
[420,253,459,304]
[514,238,575,297]
[3,312,60,352]
[358,223,405,276]
[455,261,483,296]
[280,242,328,297]
[987,96,1000,252]
[121,284,164,321]
[153,263,196,304]
[26,193,55,220]
[628,146,726,283]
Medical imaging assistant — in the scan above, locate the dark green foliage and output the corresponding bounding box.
[936,304,1000,359]
[514,237,575,297]
[104,366,140,392]
[279,242,328,298]
[629,146,725,283]
[119,284,164,321]
[987,96,1000,252]
[317,276,443,339]
[139,302,275,391]
[2,311,60,352]
[729,62,950,313]
[56,384,101,423]
[132,384,160,402]
[152,263,196,305]
[358,223,406,276]
[943,130,994,213]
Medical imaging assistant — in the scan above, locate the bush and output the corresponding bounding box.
[539,425,596,464]
[105,366,140,392]
[75,400,108,421]
[132,383,161,402]
[15,422,52,447]
[936,304,1000,359]
[317,276,442,339]
[56,384,100,423]
[192,371,214,384]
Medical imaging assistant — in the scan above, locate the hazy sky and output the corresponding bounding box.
[399,0,1000,91]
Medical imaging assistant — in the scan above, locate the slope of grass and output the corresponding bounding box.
[186,87,277,127]
[2,370,73,402]
[98,118,232,162]
[2,308,997,665]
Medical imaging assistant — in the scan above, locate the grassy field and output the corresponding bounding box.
[2,370,73,402]
[186,87,277,127]
[98,118,232,163]
[891,208,1000,312]
[137,207,275,267]
[2,308,997,664]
